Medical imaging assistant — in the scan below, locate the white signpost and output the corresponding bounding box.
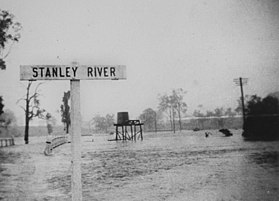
[20,64,126,201]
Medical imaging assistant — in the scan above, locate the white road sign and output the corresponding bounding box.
[20,65,126,80]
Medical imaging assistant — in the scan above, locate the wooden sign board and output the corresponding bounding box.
[20,65,126,80]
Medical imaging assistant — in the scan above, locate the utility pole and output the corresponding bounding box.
[234,77,248,129]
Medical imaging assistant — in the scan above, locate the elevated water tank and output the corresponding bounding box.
[117,112,129,124]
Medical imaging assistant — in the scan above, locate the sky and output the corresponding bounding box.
[0,0,279,125]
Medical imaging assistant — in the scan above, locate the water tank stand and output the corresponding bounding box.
[113,120,144,141]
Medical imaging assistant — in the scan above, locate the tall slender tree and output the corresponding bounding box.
[158,94,173,130]
[0,96,4,128]
[172,88,187,131]
[60,91,71,133]
[0,96,4,115]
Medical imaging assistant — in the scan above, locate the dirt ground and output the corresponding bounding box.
[1,132,279,201]
[0,137,71,201]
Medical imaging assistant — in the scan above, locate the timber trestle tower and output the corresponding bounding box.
[113,112,144,141]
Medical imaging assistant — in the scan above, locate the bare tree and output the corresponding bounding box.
[17,81,45,144]
[158,94,174,131]
[172,88,187,131]
[158,89,187,132]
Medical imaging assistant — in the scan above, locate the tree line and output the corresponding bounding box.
[88,89,242,133]
[138,90,242,132]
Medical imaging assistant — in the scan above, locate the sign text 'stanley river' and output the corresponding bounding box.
[20,65,126,80]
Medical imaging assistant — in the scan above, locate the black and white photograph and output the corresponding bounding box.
[0,0,279,200]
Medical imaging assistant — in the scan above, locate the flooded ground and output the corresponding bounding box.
[0,130,279,201]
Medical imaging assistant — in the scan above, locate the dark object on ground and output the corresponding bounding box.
[193,128,200,131]
[205,132,212,138]
[219,129,233,137]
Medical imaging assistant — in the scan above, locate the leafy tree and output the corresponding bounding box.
[268,91,279,103]
[92,115,106,132]
[105,114,115,131]
[243,94,279,140]
[90,114,115,133]
[245,95,279,115]
[0,109,16,129]
[17,81,45,144]
[139,108,157,131]
[0,98,16,132]
[0,10,22,70]
[262,96,279,114]
[60,91,70,133]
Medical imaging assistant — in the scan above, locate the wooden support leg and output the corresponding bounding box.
[134,125,136,142]
[130,125,133,141]
[116,126,118,141]
[140,125,143,140]
[121,126,125,140]
[124,126,128,140]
